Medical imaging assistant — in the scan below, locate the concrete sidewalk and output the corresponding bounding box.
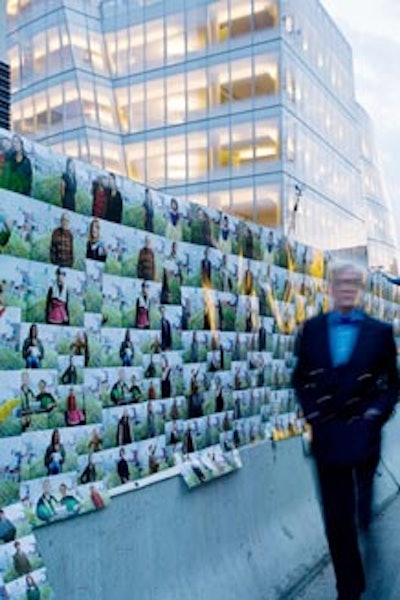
[288,491,400,600]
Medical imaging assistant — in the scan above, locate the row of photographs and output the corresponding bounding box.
[1,260,400,375]
[1,189,398,306]
[0,373,295,490]
[0,386,295,505]
[4,348,295,433]
[0,134,327,278]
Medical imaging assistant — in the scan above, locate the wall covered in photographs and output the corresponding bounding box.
[1,127,400,547]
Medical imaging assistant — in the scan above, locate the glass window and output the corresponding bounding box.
[188,131,208,179]
[166,74,186,125]
[254,52,278,96]
[231,186,254,221]
[166,13,185,65]
[126,142,145,182]
[145,18,165,69]
[255,183,280,226]
[146,138,167,187]
[146,79,166,129]
[186,6,208,53]
[166,135,186,183]
[186,69,207,117]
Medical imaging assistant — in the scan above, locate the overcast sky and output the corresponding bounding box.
[322,0,400,213]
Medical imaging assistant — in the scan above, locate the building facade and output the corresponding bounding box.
[4,0,398,267]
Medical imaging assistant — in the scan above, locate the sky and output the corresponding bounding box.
[322,0,400,213]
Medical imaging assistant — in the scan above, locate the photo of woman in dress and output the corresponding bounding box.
[65,387,85,426]
[22,324,44,368]
[135,281,150,329]
[86,218,107,262]
[161,355,172,399]
[60,157,77,211]
[44,429,66,476]
[26,573,41,599]
[45,267,69,325]
[119,329,134,366]
[165,197,182,241]
[105,172,123,223]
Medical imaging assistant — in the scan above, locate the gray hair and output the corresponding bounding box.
[328,260,366,286]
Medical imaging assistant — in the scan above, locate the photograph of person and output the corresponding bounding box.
[104,173,123,224]
[0,535,45,588]
[116,409,133,446]
[8,135,32,197]
[78,453,97,485]
[49,213,74,268]
[12,540,32,578]
[4,566,53,600]
[91,174,109,219]
[35,379,57,414]
[135,281,151,329]
[116,447,130,485]
[0,501,33,547]
[0,510,16,545]
[137,235,156,281]
[19,370,57,432]
[86,218,107,263]
[164,419,184,450]
[22,325,44,369]
[45,267,69,326]
[119,329,134,366]
[59,355,79,385]
[142,188,154,233]
[64,387,85,427]
[0,136,13,190]
[217,213,232,254]
[60,157,77,212]
[165,197,183,241]
[44,429,66,476]
[109,369,130,406]
[190,206,215,247]
[70,330,90,367]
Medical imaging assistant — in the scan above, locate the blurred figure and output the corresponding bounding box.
[293,262,399,600]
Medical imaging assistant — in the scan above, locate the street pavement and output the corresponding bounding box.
[292,492,400,600]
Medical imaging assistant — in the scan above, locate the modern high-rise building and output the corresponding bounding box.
[4,0,398,268]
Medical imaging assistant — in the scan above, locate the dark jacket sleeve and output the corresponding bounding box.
[292,320,324,424]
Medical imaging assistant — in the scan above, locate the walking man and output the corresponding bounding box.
[293,261,398,600]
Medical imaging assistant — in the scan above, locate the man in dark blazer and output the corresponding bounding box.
[293,261,398,600]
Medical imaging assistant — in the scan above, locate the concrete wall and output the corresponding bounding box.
[36,413,400,600]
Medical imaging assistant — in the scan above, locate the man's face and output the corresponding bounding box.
[331,268,362,311]
[61,215,70,230]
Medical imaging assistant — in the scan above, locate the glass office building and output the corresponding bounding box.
[4,0,398,267]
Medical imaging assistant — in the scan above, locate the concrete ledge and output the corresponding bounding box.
[36,414,400,600]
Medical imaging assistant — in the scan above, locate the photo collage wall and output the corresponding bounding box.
[0,128,400,588]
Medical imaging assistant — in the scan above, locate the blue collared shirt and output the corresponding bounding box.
[328,308,364,367]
